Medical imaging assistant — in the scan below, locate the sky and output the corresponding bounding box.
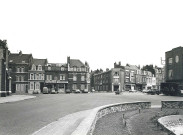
[1,0,183,71]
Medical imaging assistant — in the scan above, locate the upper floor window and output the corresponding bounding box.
[73,67,77,71]
[168,58,173,65]
[73,75,77,81]
[30,73,34,80]
[77,68,81,71]
[168,69,173,79]
[81,75,85,81]
[21,67,25,72]
[17,67,20,72]
[60,74,65,80]
[81,67,85,72]
[48,66,51,71]
[114,78,119,83]
[61,66,65,71]
[16,76,20,81]
[32,64,36,70]
[114,72,119,76]
[46,75,52,80]
[38,65,42,71]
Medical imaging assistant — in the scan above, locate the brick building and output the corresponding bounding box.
[8,51,33,93]
[28,59,48,94]
[165,46,183,85]
[45,63,68,92]
[67,56,90,92]
[0,40,11,97]
[94,67,125,92]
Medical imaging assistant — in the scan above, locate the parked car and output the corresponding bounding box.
[50,88,56,94]
[146,89,156,95]
[115,90,120,95]
[65,89,71,94]
[75,89,81,93]
[82,89,89,93]
[33,89,39,94]
[43,87,49,94]
[129,89,137,92]
[142,89,149,93]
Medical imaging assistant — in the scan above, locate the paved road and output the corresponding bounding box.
[0,92,183,135]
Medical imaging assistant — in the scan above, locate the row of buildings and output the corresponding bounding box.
[91,62,164,92]
[0,40,90,96]
[0,39,169,97]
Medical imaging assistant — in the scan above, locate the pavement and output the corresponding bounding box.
[32,109,92,135]
[0,95,36,104]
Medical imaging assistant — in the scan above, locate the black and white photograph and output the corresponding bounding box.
[0,0,183,135]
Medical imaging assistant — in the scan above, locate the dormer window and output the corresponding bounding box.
[61,66,65,71]
[38,65,42,71]
[48,66,51,71]
[32,64,36,70]
[73,66,77,71]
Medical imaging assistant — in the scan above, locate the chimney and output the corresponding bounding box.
[19,50,22,56]
[119,61,121,66]
[67,56,70,64]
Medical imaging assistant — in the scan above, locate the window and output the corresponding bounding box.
[168,58,173,65]
[114,72,119,76]
[126,78,129,82]
[73,75,77,81]
[73,67,77,71]
[81,67,85,72]
[32,65,36,70]
[21,76,24,82]
[114,78,119,83]
[81,84,85,90]
[30,73,34,80]
[81,75,85,81]
[60,74,65,80]
[30,82,34,90]
[169,70,173,79]
[35,74,39,80]
[39,74,42,80]
[48,66,51,71]
[41,74,44,80]
[72,84,77,90]
[46,75,52,80]
[77,68,81,71]
[35,82,40,90]
[16,76,20,81]
[61,66,65,71]
[17,67,20,72]
[38,65,42,71]
[21,67,24,72]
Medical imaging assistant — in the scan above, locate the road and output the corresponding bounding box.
[0,92,183,135]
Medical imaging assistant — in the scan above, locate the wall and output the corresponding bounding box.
[71,102,151,135]
[162,101,183,109]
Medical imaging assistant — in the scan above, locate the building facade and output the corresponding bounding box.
[154,66,165,89]
[67,56,90,92]
[45,63,68,93]
[94,68,125,92]
[0,40,11,97]
[165,46,183,85]
[28,59,48,94]
[8,51,33,93]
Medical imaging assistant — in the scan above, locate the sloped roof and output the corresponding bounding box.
[125,64,139,70]
[70,59,85,67]
[33,59,47,66]
[9,53,32,63]
[48,63,67,67]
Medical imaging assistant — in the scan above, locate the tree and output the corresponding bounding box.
[142,64,155,75]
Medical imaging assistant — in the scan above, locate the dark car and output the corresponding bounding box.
[146,89,156,95]
[65,89,71,94]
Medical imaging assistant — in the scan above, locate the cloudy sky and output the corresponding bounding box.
[1,0,183,70]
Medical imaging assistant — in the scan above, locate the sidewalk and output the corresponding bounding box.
[32,109,92,135]
[0,95,36,104]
